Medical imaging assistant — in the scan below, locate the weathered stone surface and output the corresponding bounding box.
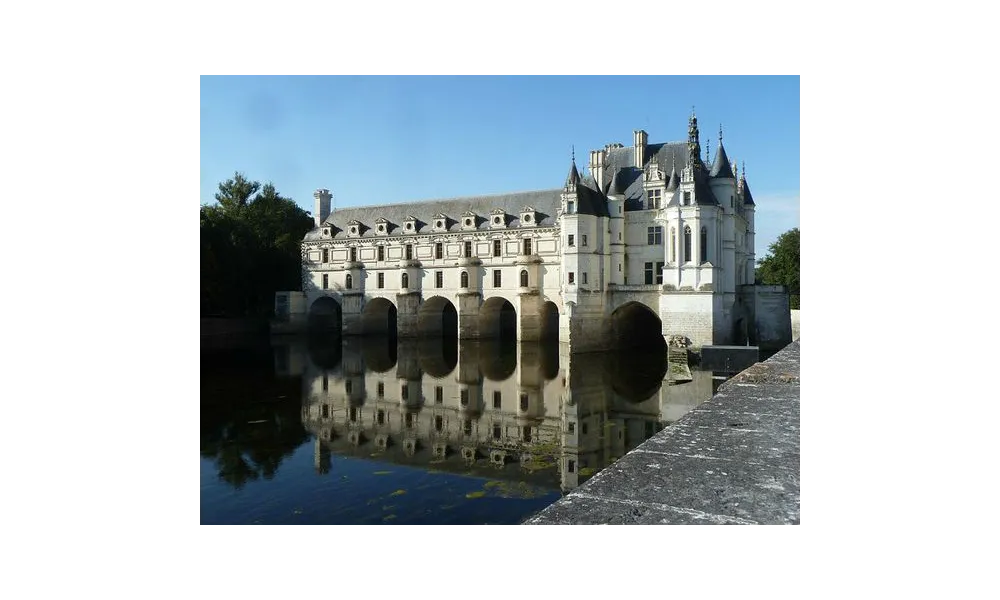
[525,341,800,525]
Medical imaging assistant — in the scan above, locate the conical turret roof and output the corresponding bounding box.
[710,141,735,178]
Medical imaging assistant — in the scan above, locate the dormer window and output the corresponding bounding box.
[374,217,391,237]
[347,219,362,238]
[323,228,330,237]
[432,213,448,233]
[461,211,477,230]
[520,206,537,227]
[402,215,418,234]
[490,209,507,229]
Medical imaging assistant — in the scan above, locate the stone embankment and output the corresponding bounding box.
[525,341,800,525]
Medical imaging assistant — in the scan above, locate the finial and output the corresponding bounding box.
[706,138,711,162]
[691,105,695,117]
[742,160,746,179]
[572,145,575,163]
[719,123,723,142]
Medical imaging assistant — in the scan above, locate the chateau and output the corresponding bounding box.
[275,112,791,352]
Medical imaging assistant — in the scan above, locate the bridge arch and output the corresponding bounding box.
[417,296,458,338]
[607,301,666,351]
[309,296,342,333]
[361,297,397,336]
[479,296,516,340]
[540,300,559,341]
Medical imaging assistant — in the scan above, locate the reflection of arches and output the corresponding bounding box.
[480,297,516,340]
[607,302,666,351]
[361,335,397,373]
[306,331,343,370]
[478,338,516,381]
[540,301,559,341]
[603,350,667,403]
[417,296,458,338]
[308,296,342,332]
[361,297,397,336]
[417,336,458,378]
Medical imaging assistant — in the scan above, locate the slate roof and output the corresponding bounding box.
[710,141,735,179]
[740,176,756,206]
[306,189,564,240]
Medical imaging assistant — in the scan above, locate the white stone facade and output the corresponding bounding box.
[279,114,788,352]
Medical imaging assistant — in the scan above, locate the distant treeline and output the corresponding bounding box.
[755,228,800,310]
[201,172,313,318]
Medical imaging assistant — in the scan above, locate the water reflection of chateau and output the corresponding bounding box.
[274,336,719,492]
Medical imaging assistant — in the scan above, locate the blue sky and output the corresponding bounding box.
[201,76,798,259]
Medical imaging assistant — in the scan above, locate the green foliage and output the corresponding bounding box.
[201,172,314,317]
[756,228,800,309]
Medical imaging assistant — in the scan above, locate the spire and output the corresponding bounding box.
[710,124,734,178]
[607,168,627,196]
[687,109,702,170]
[564,149,580,191]
[666,154,680,192]
[739,161,755,205]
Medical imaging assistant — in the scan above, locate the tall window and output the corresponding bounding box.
[582,234,588,247]
[461,271,469,288]
[493,391,502,409]
[647,226,663,245]
[377,246,384,261]
[405,244,413,260]
[567,201,575,214]
[493,270,502,288]
[568,272,575,284]
[700,227,708,263]
[493,239,501,257]
[345,274,353,289]
[684,225,692,262]
[435,271,443,288]
[644,262,654,285]
[523,238,532,255]
[322,274,329,289]
[349,247,357,262]
[670,228,676,262]
[520,394,529,411]
[568,234,575,247]
[647,188,662,209]
[322,249,329,263]
[377,382,384,398]
[435,386,443,404]
[435,242,443,259]
[655,261,664,285]
[377,272,384,289]
[460,389,469,406]
[683,191,691,206]
[582,272,588,285]
[401,273,409,289]
[464,241,472,257]
[520,269,528,287]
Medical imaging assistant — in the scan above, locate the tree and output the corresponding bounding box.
[756,228,800,309]
[201,172,314,317]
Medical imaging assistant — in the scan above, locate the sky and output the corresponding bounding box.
[201,75,799,259]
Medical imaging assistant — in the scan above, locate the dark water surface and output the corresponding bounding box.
[201,333,734,525]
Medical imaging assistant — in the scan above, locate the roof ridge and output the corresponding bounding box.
[329,188,563,213]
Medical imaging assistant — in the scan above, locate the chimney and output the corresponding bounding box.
[313,189,332,227]
[589,150,607,191]
[633,129,648,168]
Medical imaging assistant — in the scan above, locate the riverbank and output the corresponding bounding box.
[525,340,800,524]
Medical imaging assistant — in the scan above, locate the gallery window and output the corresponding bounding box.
[464,241,472,257]
[493,239,501,257]
[377,246,384,262]
[405,244,413,260]
[349,247,357,262]
[322,274,329,289]
[522,238,532,255]
[322,249,329,263]
[647,226,663,245]
[435,242,443,259]
[435,271,443,288]
[493,270,502,288]
[644,262,654,285]
[377,272,384,289]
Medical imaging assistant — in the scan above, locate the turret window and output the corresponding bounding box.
[461,271,469,288]
[568,272,575,284]
[520,270,529,287]
[700,227,708,263]
[670,228,676,262]
[322,274,329,289]
[684,226,692,262]
[582,234,588,247]
[582,272,588,285]
[568,235,575,247]
[683,191,691,206]
[401,273,409,289]
[345,274,353,289]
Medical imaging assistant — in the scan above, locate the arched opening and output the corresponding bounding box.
[308,296,342,333]
[683,225,692,262]
[539,301,559,341]
[519,269,529,287]
[607,302,666,352]
[361,297,397,336]
[479,297,516,341]
[417,296,458,338]
[460,271,469,288]
[478,338,516,381]
[345,274,353,289]
[417,337,458,378]
[361,335,397,373]
[700,226,708,263]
